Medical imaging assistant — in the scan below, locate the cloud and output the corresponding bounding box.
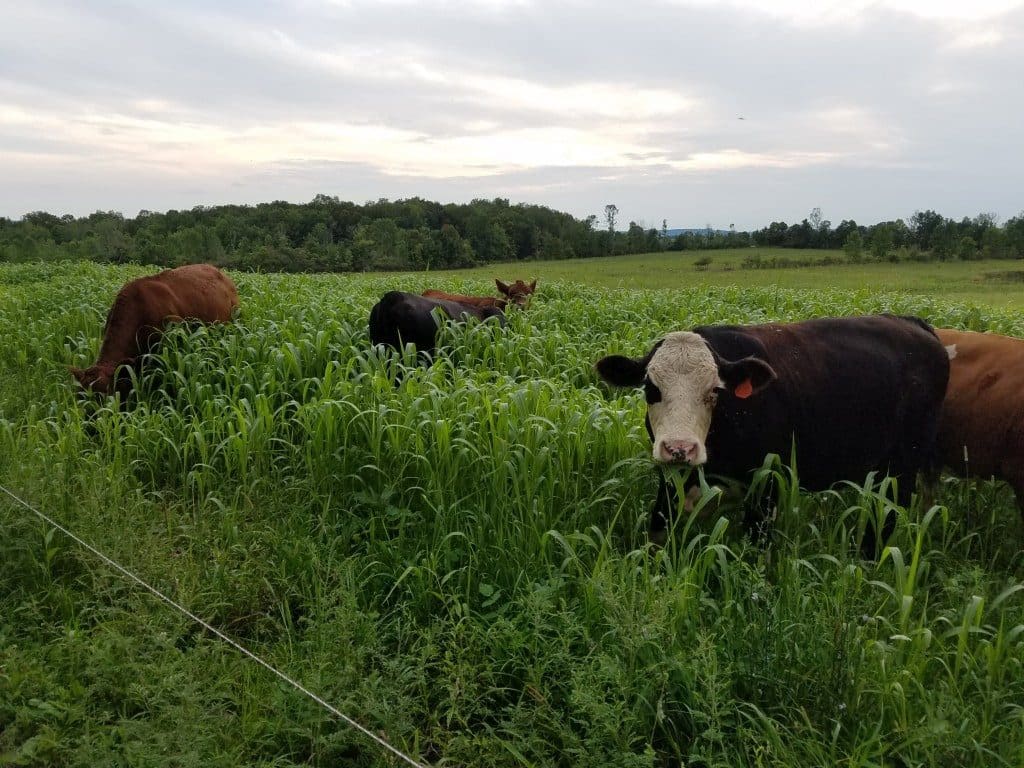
[669,149,838,171]
[0,0,1022,227]
[946,27,1006,49]
[672,0,1024,23]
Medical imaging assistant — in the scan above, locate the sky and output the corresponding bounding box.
[1,0,1022,230]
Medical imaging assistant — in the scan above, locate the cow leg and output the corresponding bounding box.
[880,470,913,546]
[861,455,921,558]
[1001,466,1024,526]
[859,513,895,560]
[863,397,944,557]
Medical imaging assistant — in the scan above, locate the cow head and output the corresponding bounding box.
[596,331,776,465]
[496,279,537,308]
[69,359,134,397]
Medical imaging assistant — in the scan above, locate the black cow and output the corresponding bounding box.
[368,290,506,360]
[596,314,951,554]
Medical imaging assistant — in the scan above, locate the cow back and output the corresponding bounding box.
[422,289,506,309]
[935,328,1024,482]
[370,291,505,354]
[695,314,949,491]
[99,264,238,361]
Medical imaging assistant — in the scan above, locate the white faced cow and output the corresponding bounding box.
[597,314,950,554]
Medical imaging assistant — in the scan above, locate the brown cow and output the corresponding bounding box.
[422,278,537,310]
[935,328,1024,512]
[70,264,239,396]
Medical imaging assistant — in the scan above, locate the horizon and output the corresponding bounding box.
[9,195,998,234]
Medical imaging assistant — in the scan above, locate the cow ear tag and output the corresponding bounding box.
[734,379,753,399]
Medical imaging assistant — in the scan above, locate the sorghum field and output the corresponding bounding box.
[2,261,1023,767]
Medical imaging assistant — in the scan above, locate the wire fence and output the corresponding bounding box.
[0,482,430,768]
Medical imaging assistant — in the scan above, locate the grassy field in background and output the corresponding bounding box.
[2,259,1024,767]
[418,248,1024,309]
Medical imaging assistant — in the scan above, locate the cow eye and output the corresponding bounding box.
[643,378,662,404]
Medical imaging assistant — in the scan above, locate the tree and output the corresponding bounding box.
[604,204,618,233]
[957,234,978,261]
[808,207,823,232]
[466,211,513,262]
[1005,213,1024,257]
[975,212,999,229]
[980,226,1008,259]
[843,230,863,261]
[931,220,959,259]
[833,219,859,248]
[909,210,945,250]
[869,224,894,260]
[626,221,646,253]
[350,218,407,270]
[404,227,441,270]
[435,224,475,268]
[91,217,132,263]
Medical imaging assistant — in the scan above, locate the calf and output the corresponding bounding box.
[422,278,537,310]
[935,328,1024,515]
[596,315,950,552]
[369,290,506,359]
[70,264,239,396]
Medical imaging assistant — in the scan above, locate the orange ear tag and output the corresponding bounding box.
[734,379,753,399]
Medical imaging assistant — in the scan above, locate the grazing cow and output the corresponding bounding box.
[934,328,1024,514]
[422,278,537,310]
[369,290,506,359]
[70,264,239,396]
[596,315,950,552]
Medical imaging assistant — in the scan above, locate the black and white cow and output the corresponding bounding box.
[596,314,950,553]
[369,290,506,360]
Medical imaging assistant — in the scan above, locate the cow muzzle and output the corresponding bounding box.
[657,438,705,465]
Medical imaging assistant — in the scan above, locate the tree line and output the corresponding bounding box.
[2,197,1023,271]
[751,208,1024,262]
[0,196,646,272]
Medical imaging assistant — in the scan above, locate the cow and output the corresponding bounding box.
[422,278,537,310]
[596,315,951,554]
[368,290,506,360]
[934,328,1024,515]
[69,264,239,397]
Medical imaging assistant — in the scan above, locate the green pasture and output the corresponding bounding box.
[419,248,1024,309]
[2,259,1023,767]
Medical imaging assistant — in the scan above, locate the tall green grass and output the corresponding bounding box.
[2,261,1023,767]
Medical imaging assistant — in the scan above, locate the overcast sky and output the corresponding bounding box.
[2,0,1022,229]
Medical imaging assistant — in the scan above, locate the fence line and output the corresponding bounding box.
[0,483,429,768]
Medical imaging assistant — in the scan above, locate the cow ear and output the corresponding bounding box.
[68,366,85,383]
[718,355,776,399]
[496,279,510,295]
[596,355,646,388]
[529,279,537,291]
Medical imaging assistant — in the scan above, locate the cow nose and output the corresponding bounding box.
[660,439,699,464]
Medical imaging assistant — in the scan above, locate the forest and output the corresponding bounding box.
[2,196,1023,272]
